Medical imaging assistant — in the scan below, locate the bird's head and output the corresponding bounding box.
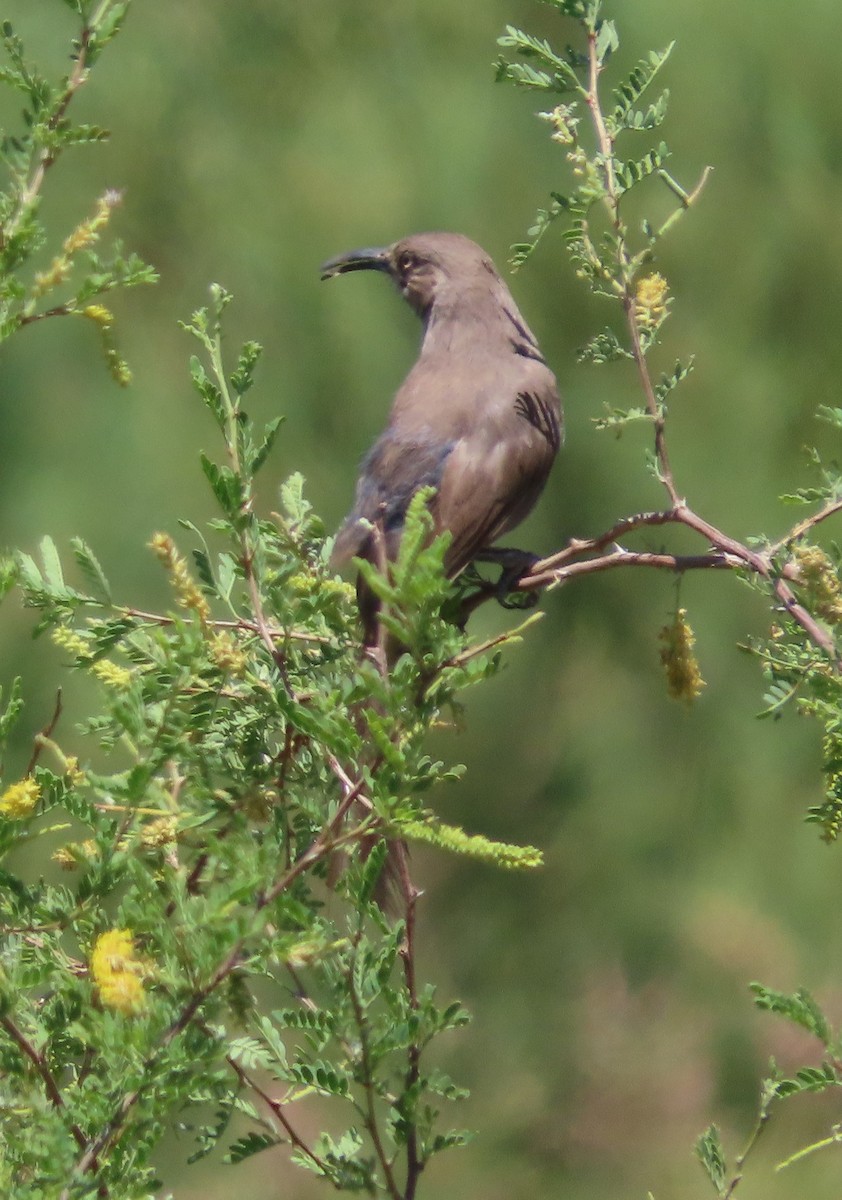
[320,232,500,319]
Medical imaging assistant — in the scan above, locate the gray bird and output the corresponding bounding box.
[321,231,562,643]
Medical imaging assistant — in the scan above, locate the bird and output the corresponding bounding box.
[321,231,562,647]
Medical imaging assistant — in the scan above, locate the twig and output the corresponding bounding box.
[0,1014,87,1151]
[395,841,422,1199]
[122,607,331,644]
[346,931,403,1200]
[25,688,63,776]
[767,497,842,554]
[722,1088,775,1199]
[60,756,375,1196]
[226,1054,330,1175]
[4,14,97,246]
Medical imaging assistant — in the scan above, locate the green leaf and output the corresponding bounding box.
[511,193,571,270]
[592,404,656,435]
[497,25,573,75]
[695,1124,727,1196]
[495,58,561,93]
[225,1131,281,1164]
[230,339,262,396]
[192,548,215,592]
[619,89,670,132]
[578,327,632,364]
[615,143,671,195]
[608,44,675,134]
[39,536,64,591]
[0,676,23,746]
[654,357,695,403]
[773,1063,839,1097]
[595,20,619,64]
[750,984,832,1044]
[70,537,111,603]
[200,453,243,518]
[817,404,842,429]
[250,415,283,475]
[358,840,388,905]
[190,356,224,425]
[86,2,131,65]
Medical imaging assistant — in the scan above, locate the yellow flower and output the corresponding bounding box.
[91,660,133,690]
[32,192,122,298]
[82,304,114,327]
[64,756,86,787]
[658,608,706,705]
[0,777,40,818]
[99,971,146,1015]
[139,816,178,849]
[90,928,148,1015]
[51,625,90,658]
[792,545,842,625]
[52,846,78,871]
[149,533,211,624]
[52,839,99,870]
[210,631,247,676]
[635,273,669,330]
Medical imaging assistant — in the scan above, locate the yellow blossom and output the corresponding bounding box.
[139,816,178,849]
[53,839,99,870]
[64,756,86,787]
[82,304,114,327]
[539,103,579,145]
[792,545,842,625]
[149,533,211,624]
[210,631,247,676]
[52,846,78,870]
[635,273,669,330]
[90,928,148,1015]
[91,660,133,690]
[0,777,40,818]
[51,625,90,659]
[32,191,121,298]
[658,608,706,705]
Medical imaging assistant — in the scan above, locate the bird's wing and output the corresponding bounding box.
[435,368,561,576]
[330,430,455,567]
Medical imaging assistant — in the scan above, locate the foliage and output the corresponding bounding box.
[0,1,156,380]
[497,0,842,1194]
[4,0,842,1198]
[0,279,543,1196]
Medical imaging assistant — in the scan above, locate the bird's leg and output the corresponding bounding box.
[472,547,540,609]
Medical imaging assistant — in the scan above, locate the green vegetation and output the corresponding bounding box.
[2,1,842,1197]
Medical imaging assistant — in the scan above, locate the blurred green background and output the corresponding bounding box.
[3,1,842,1196]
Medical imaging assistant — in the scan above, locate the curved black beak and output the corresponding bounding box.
[320,246,390,281]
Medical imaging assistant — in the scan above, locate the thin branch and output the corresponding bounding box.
[584,27,680,505]
[0,1014,87,1151]
[226,1054,330,1176]
[346,931,403,1200]
[60,757,376,1196]
[122,607,331,644]
[4,23,93,244]
[395,841,422,1200]
[522,546,738,591]
[768,497,842,555]
[25,688,63,776]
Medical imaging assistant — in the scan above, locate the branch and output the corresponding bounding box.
[499,498,840,667]
[226,1054,330,1176]
[395,841,422,1199]
[25,688,63,776]
[59,756,378,1196]
[0,1014,87,1151]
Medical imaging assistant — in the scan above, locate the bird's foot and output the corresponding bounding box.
[472,547,540,609]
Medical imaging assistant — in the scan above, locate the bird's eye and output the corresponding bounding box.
[397,251,416,274]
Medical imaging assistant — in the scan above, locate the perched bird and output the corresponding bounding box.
[321,231,561,644]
